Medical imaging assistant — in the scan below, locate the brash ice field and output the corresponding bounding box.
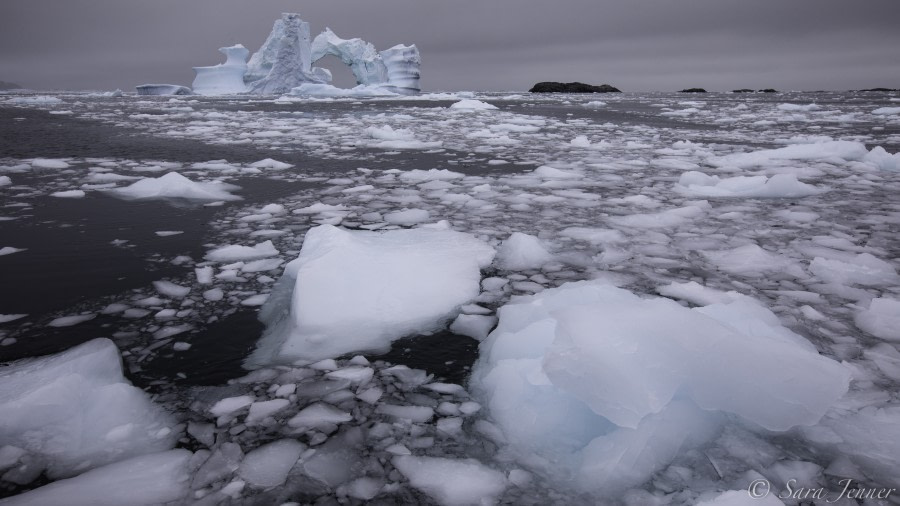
[1,12,900,506]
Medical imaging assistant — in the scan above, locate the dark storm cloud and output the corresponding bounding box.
[0,0,898,92]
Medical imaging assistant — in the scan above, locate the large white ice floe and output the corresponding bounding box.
[0,339,177,481]
[1,450,192,506]
[192,44,250,95]
[708,140,869,168]
[108,172,241,201]
[246,225,495,366]
[675,171,824,198]
[470,280,850,492]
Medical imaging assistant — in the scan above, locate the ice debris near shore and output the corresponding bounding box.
[246,225,495,366]
[470,280,851,493]
[0,339,177,483]
[176,13,420,96]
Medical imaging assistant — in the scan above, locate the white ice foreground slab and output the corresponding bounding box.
[0,339,176,480]
[470,280,851,493]
[0,450,192,506]
[246,225,495,365]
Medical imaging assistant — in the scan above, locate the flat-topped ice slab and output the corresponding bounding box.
[246,225,494,366]
[0,339,177,481]
[471,280,851,492]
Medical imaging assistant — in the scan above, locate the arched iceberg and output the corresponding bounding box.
[192,44,250,95]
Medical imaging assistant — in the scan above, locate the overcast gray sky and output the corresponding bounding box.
[1,0,898,92]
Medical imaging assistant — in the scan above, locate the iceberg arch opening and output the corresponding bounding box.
[313,54,358,89]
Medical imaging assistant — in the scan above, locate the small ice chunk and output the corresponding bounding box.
[450,314,497,340]
[203,288,224,301]
[343,476,384,500]
[246,399,290,423]
[241,294,270,306]
[31,158,70,169]
[357,387,383,404]
[238,439,304,488]
[855,298,900,341]
[50,190,86,198]
[657,281,738,306]
[375,404,434,422]
[47,313,96,327]
[702,244,792,277]
[205,240,279,262]
[384,208,430,226]
[0,314,27,323]
[393,455,507,506]
[209,395,254,416]
[325,366,374,385]
[152,280,190,298]
[249,158,293,170]
[449,99,498,110]
[195,266,214,284]
[0,247,27,256]
[495,232,552,270]
[287,402,352,429]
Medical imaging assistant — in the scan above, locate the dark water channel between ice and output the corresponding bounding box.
[0,105,501,388]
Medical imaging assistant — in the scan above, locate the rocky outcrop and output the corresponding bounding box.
[680,88,707,93]
[529,82,621,93]
[0,80,22,90]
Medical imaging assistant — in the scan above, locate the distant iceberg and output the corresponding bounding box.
[192,44,250,95]
[174,13,422,96]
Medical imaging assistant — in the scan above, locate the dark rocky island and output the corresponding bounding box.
[0,80,23,90]
[733,88,778,93]
[529,82,621,93]
[680,88,707,93]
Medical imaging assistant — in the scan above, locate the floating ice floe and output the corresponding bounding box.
[0,339,176,482]
[675,171,823,198]
[449,99,498,111]
[50,189,86,198]
[470,281,850,493]
[2,450,192,506]
[247,225,495,366]
[708,140,869,168]
[0,247,26,256]
[855,298,900,341]
[108,172,241,201]
[205,240,279,262]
